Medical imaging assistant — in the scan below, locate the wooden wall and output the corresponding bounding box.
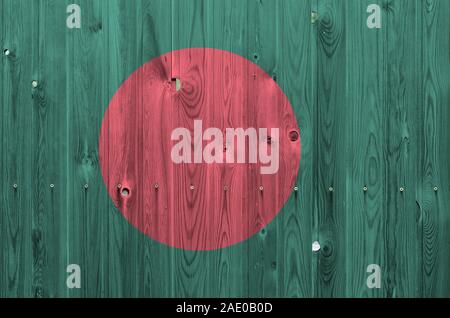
[1,0,449,297]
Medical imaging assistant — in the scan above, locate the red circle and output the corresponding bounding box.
[99,48,301,250]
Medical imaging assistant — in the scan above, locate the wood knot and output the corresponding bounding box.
[289,130,299,142]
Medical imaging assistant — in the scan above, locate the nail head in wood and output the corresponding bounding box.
[50,184,55,188]
[13,183,18,189]
[259,185,264,191]
[4,49,10,56]
[328,186,334,192]
[32,80,38,88]
[293,186,299,192]
[190,185,195,191]
[433,186,438,192]
[363,186,368,192]
[399,187,404,192]
[84,184,89,189]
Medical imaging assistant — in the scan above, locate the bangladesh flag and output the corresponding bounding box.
[2,0,450,300]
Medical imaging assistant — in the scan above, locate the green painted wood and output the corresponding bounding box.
[345,0,387,297]
[315,0,352,297]
[276,0,314,298]
[421,0,450,297]
[2,0,38,297]
[385,0,423,297]
[1,0,450,298]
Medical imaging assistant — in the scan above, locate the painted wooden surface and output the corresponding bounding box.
[1,0,449,297]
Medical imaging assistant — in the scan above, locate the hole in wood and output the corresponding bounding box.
[171,78,181,91]
[121,187,130,197]
[312,241,321,252]
[289,130,299,142]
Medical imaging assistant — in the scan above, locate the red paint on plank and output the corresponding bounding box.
[99,48,300,250]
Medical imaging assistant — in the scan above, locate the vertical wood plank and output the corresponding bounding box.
[208,0,250,298]
[1,0,37,298]
[171,0,211,297]
[277,0,314,298]
[345,0,387,297]
[385,0,422,297]
[315,0,348,297]
[421,0,450,297]
[246,0,279,298]
[141,0,175,298]
[37,0,69,297]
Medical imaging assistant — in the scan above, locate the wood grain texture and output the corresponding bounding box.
[345,0,386,298]
[2,0,37,297]
[315,0,348,297]
[277,0,314,298]
[421,0,450,297]
[1,0,450,298]
[385,0,422,297]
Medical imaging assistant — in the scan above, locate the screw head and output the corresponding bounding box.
[433,186,438,192]
[312,241,321,252]
[13,183,18,189]
[363,186,368,192]
[32,80,38,88]
[259,185,264,191]
[399,187,404,192]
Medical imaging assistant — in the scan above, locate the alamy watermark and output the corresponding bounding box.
[171,120,279,175]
